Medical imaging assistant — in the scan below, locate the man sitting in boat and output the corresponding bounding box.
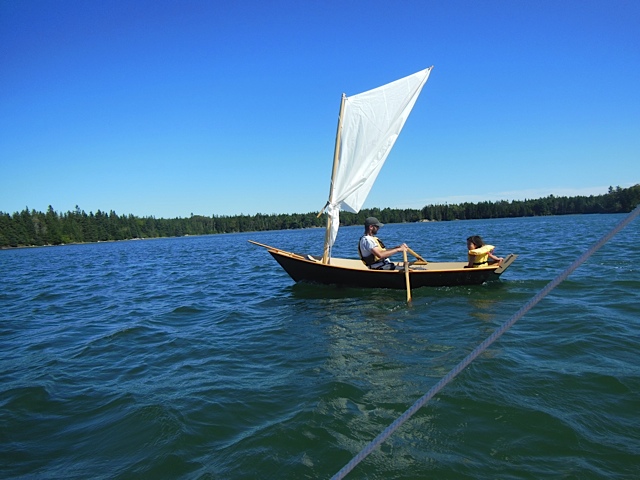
[466,235,503,268]
[358,217,408,270]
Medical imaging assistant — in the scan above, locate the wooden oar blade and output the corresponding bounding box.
[403,250,412,303]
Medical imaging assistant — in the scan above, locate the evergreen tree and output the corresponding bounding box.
[1,185,638,248]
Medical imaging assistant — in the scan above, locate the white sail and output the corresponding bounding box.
[326,66,432,248]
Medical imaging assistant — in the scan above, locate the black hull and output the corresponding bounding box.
[268,250,513,289]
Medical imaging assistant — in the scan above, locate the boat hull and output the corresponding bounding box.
[266,248,517,290]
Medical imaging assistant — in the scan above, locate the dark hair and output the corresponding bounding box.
[467,235,484,247]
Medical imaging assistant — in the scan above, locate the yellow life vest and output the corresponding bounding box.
[358,236,386,266]
[468,244,495,268]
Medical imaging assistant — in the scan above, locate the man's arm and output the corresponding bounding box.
[371,243,408,260]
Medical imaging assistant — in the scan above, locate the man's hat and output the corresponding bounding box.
[364,217,383,227]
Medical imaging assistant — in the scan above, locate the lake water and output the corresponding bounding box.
[1,214,639,479]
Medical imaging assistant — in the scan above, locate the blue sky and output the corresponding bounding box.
[1,0,638,218]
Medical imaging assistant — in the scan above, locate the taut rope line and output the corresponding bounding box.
[332,205,640,480]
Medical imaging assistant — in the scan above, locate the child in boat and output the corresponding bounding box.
[466,235,503,268]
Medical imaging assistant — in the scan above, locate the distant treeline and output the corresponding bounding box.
[1,185,638,248]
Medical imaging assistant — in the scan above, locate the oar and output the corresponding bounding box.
[403,250,412,303]
[407,247,427,263]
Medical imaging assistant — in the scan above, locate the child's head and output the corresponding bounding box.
[467,235,484,249]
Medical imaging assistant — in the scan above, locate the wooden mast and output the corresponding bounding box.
[321,93,346,264]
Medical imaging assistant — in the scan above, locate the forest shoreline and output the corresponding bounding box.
[1,185,638,249]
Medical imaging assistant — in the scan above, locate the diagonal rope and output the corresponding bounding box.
[332,205,640,480]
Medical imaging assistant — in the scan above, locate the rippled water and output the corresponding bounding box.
[1,214,639,479]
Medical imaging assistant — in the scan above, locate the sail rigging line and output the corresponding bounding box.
[332,204,640,480]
